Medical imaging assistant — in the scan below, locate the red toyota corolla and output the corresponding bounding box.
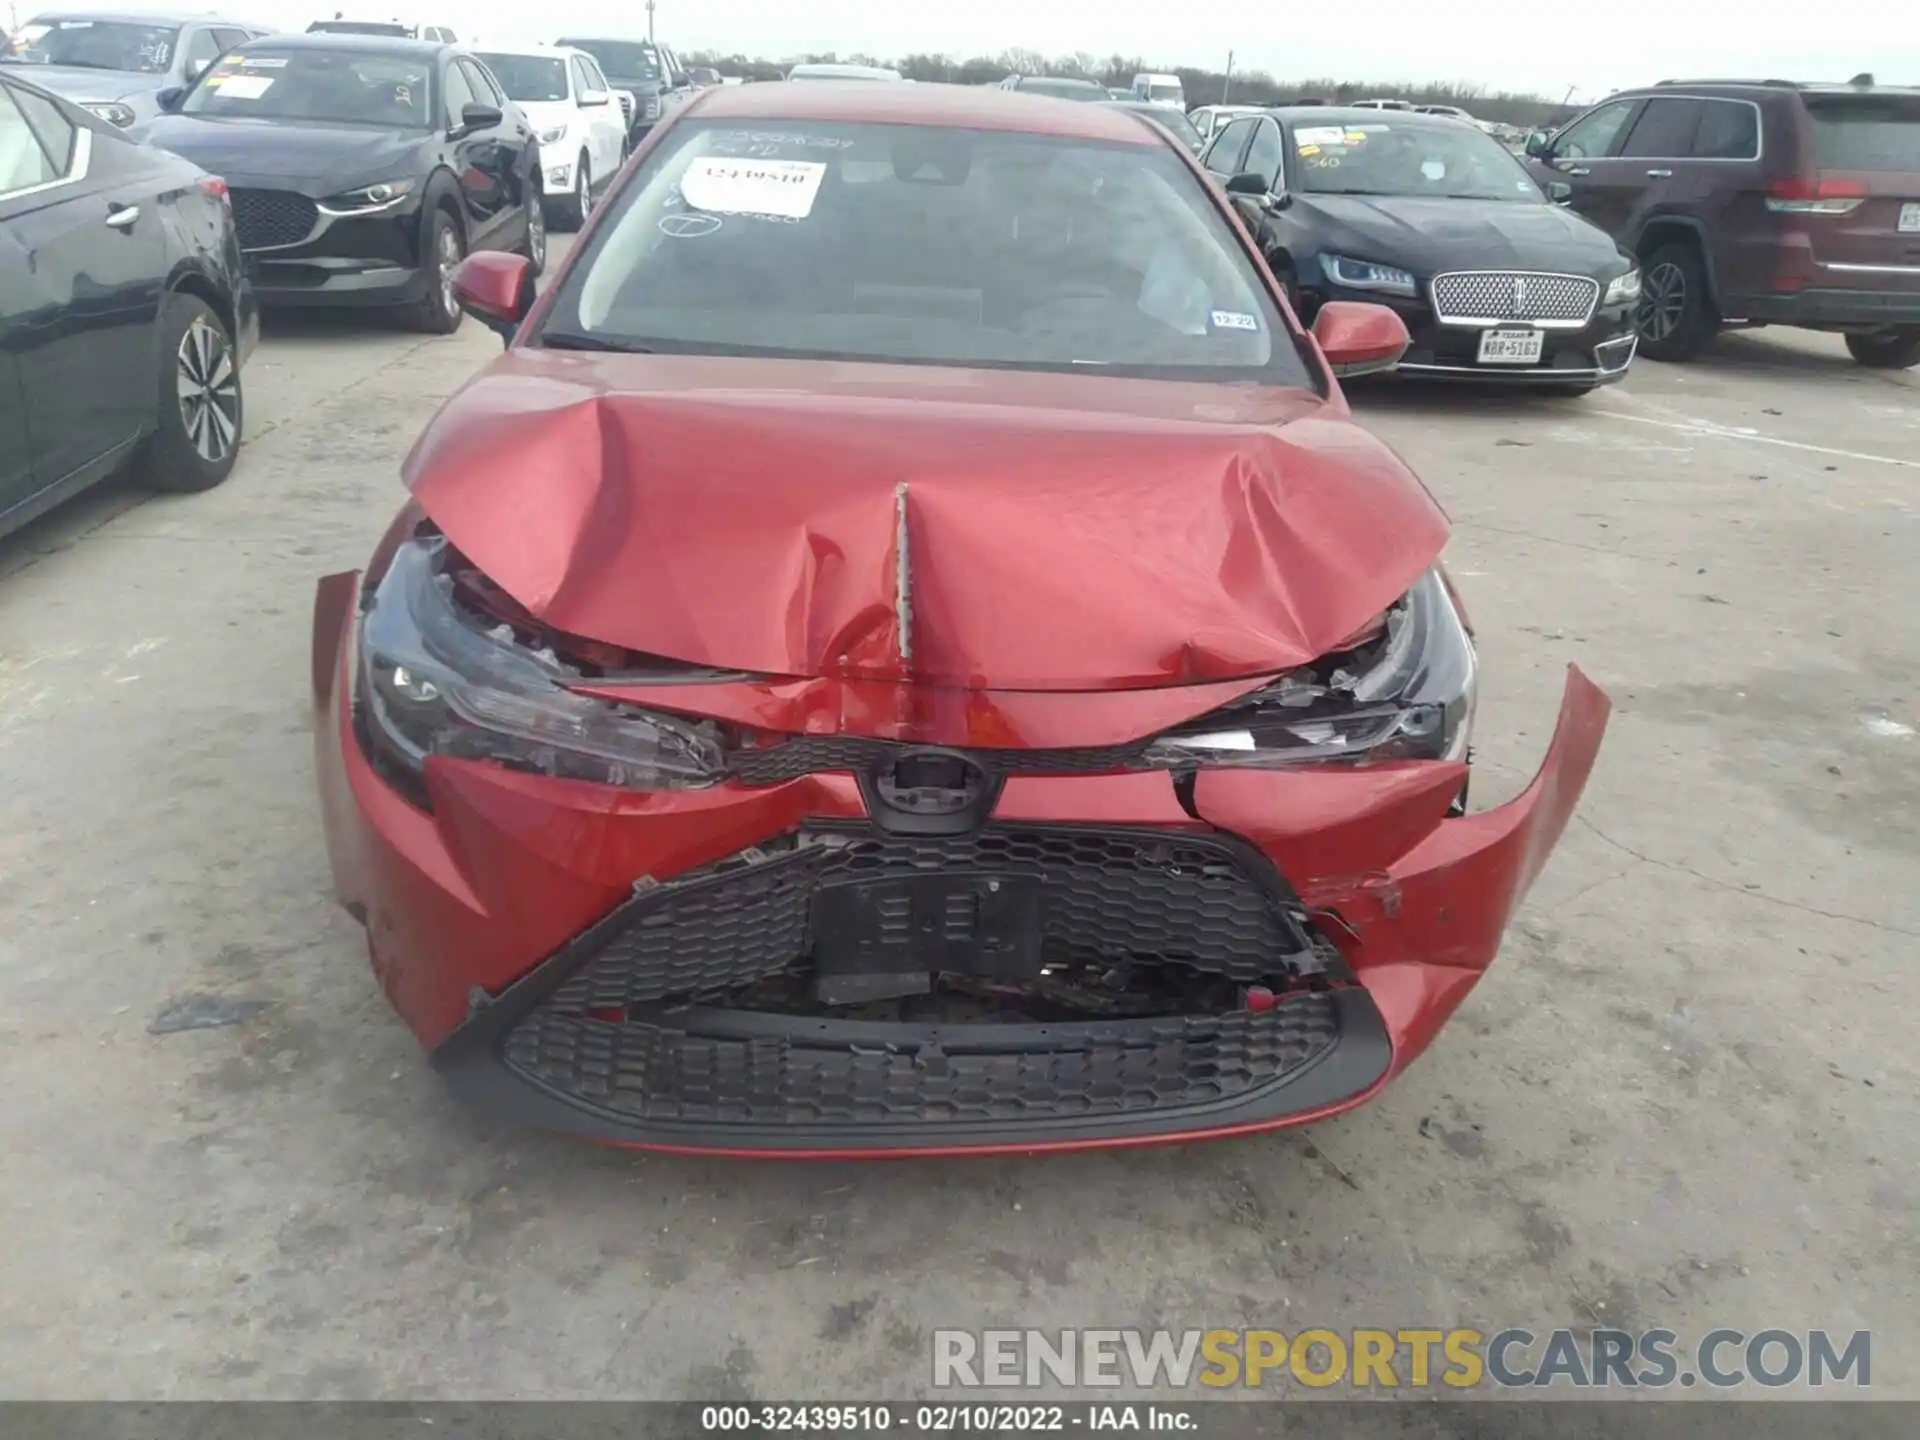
[312,82,1608,1156]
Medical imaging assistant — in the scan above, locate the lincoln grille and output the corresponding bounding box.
[1430,271,1599,326]
[230,189,318,251]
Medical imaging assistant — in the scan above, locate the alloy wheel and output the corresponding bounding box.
[176,318,239,464]
[1640,261,1686,343]
[437,224,462,320]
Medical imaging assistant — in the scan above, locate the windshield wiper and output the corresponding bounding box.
[539,331,655,353]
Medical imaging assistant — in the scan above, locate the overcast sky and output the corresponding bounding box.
[15,0,1917,101]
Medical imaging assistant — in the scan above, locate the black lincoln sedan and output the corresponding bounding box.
[1201,107,1642,391]
[131,34,544,333]
[3,69,255,539]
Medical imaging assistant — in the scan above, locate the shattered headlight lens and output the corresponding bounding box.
[1142,568,1476,767]
[357,539,725,792]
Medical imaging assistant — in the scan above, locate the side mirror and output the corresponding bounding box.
[451,251,534,346]
[1224,171,1269,197]
[155,85,185,112]
[1547,180,1573,205]
[579,88,610,107]
[457,101,503,134]
[1524,131,1553,158]
[1312,301,1411,378]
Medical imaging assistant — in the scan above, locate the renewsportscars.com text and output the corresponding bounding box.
[933,1327,1871,1390]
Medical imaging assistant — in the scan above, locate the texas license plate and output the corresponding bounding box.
[1900,202,1920,233]
[1478,328,1545,364]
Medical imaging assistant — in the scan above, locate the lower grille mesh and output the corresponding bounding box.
[230,188,318,251]
[505,997,1342,1125]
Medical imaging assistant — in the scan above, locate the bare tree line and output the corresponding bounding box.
[681,48,1577,127]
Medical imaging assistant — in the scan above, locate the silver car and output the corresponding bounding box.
[0,10,270,128]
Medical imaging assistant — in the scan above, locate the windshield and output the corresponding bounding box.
[1292,119,1542,201]
[1148,84,1182,103]
[1021,78,1105,101]
[183,47,434,128]
[542,120,1306,385]
[558,38,658,82]
[3,17,179,73]
[475,53,567,103]
[1804,95,1920,173]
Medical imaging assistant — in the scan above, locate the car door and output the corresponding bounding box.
[1202,117,1258,182]
[441,57,507,246]
[1614,96,1708,244]
[1657,97,1764,294]
[1222,117,1286,236]
[576,55,625,170]
[0,222,33,512]
[1533,98,1643,237]
[569,54,619,185]
[0,81,168,497]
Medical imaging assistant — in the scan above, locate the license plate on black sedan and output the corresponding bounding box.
[1477,328,1546,365]
[1900,202,1920,233]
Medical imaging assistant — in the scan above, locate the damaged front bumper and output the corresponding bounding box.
[313,573,1608,1156]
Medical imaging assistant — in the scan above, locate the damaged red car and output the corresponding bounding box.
[312,82,1609,1156]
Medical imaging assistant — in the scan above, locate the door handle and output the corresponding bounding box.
[1645,168,1673,178]
[105,204,140,230]
[1566,166,1590,177]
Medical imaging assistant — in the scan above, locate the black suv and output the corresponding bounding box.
[553,35,692,142]
[1525,79,1920,368]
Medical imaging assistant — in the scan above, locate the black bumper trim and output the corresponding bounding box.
[435,984,1391,1152]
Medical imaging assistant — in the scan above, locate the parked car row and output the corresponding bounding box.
[1176,76,1919,375]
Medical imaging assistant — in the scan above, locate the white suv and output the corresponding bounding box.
[472,43,627,229]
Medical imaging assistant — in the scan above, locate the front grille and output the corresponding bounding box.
[504,996,1342,1126]
[230,189,318,251]
[1430,270,1599,326]
[545,824,1312,1017]
[733,735,1149,786]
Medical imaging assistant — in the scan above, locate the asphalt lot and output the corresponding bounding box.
[1,235,1915,1400]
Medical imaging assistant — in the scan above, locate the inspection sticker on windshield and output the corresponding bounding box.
[209,74,274,98]
[1294,126,1345,147]
[1210,310,1260,332]
[681,157,826,219]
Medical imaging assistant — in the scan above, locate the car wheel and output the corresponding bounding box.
[137,293,243,494]
[408,208,465,335]
[518,183,547,276]
[1844,327,1920,369]
[560,152,587,231]
[1636,243,1717,362]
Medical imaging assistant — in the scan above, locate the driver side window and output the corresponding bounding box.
[441,59,477,129]
[1243,119,1283,190]
[1204,117,1256,178]
[1554,100,1636,160]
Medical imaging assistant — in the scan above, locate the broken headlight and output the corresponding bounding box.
[1143,568,1476,767]
[356,538,725,792]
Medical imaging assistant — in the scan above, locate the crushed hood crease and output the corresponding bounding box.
[406,353,1451,691]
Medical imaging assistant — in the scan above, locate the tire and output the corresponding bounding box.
[406,206,464,335]
[136,292,243,494]
[1845,327,1920,369]
[1636,241,1717,361]
[517,181,547,277]
[559,150,591,230]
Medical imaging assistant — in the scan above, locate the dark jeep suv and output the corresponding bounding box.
[1526,79,1920,368]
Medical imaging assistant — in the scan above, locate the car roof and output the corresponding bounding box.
[1264,105,1467,129]
[1637,77,1920,98]
[26,8,256,21]
[471,41,577,57]
[687,79,1163,142]
[238,31,448,55]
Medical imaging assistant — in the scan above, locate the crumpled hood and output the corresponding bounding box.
[1302,193,1629,276]
[132,114,425,194]
[405,352,1450,691]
